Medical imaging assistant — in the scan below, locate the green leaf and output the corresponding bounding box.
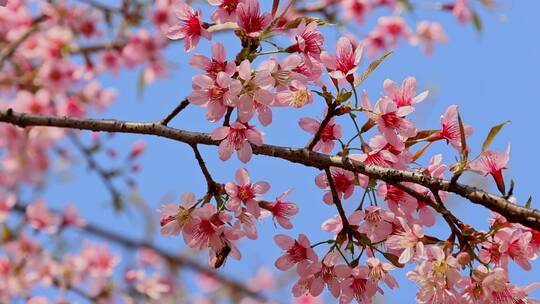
[457,111,468,159]
[397,0,414,11]
[355,51,394,88]
[482,121,510,152]
[137,71,145,98]
[336,90,352,103]
[405,129,439,147]
[525,196,533,209]
[472,11,483,33]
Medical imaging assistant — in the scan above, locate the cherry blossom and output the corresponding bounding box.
[189,72,242,122]
[265,189,299,229]
[469,145,511,194]
[299,116,342,153]
[274,234,318,275]
[225,167,270,217]
[320,37,363,81]
[386,218,425,264]
[25,198,60,233]
[159,192,197,237]
[211,122,264,163]
[236,0,272,38]
[383,76,428,107]
[167,3,211,51]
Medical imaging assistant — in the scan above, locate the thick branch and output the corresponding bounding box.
[1,110,539,230]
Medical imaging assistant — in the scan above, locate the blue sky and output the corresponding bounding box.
[39,0,540,302]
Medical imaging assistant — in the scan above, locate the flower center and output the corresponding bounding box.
[291,89,310,108]
[237,185,254,201]
[382,112,402,129]
[287,241,307,262]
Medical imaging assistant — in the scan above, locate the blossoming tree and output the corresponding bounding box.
[0,0,539,303]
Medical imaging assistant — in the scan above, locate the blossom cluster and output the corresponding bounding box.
[1,0,533,303]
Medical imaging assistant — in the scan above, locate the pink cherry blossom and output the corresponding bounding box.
[340,266,378,304]
[414,21,447,54]
[386,218,425,264]
[225,167,270,218]
[342,0,371,25]
[189,72,242,122]
[211,122,264,163]
[236,59,275,125]
[366,257,398,289]
[299,116,342,154]
[189,42,236,78]
[287,20,325,62]
[80,242,120,277]
[276,80,313,108]
[299,252,351,298]
[315,167,356,205]
[62,204,86,227]
[320,36,363,80]
[159,192,197,237]
[0,193,15,223]
[209,0,240,23]
[25,198,60,233]
[37,60,75,93]
[13,89,51,115]
[469,145,510,194]
[364,96,417,147]
[378,16,413,46]
[406,248,461,304]
[166,3,210,52]
[357,206,395,243]
[183,204,226,252]
[383,76,428,107]
[453,0,472,23]
[236,0,272,38]
[266,189,299,229]
[274,234,318,275]
[430,105,473,150]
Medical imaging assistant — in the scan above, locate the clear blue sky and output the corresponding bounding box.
[42,1,540,302]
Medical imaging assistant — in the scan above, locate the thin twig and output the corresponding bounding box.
[160,99,190,126]
[307,107,335,150]
[325,168,350,228]
[68,132,122,207]
[190,144,220,195]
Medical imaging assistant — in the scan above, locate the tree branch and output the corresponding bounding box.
[190,143,221,196]
[325,168,350,228]
[1,109,539,230]
[68,132,122,208]
[306,107,335,150]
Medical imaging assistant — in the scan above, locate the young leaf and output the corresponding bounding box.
[525,196,533,209]
[355,51,394,88]
[482,121,510,152]
[412,142,433,162]
[457,111,467,158]
[472,11,483,33]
